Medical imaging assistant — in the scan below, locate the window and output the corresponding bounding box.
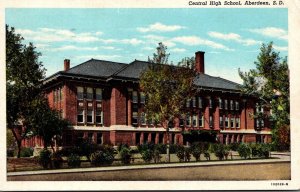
[140,92,145,104]
[209,98,212,108]
[186,113,191,127]
[132,103,138,112]
[77,109,84,123]
[132,91,138,103]
[235,101,239,110]
[192,114,198,127]
[77,87,84,100]
[230,117,235,128]
[220,116,223,128]
[236,117,240,128]
[87,109,93,123]
[144,133,149,143]
[88,133,94,143]
[97,133,103,144]
[86,87,93,100]
[96,88,102,101]
[132,112,138,125]
[225,117,229,128]
[140,112,146,125]
[186,99,191,108]
[224,100,228,110]
[219,98,223,109]
[256,119,264,128]
[209,115,213,128]
[96,106,103,124]
[136,133,141,145]
[230,100,234,110]
[199,113,204,127]
[198,97,202,108]
[192,97,196,107]
[179,116,184,127]
[53,90,57,103]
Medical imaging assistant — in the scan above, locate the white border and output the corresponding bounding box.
[1,0,299,190]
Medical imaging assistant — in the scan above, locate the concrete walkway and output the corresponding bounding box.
[7,152,290,177]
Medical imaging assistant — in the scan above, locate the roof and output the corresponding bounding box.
[44,58,240,91]
[65,59,127,78]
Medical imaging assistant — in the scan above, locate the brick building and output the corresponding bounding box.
[23,51,272,148]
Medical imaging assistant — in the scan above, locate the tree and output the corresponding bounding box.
[29,98,69,150]
[6,25,68,156]
[238,42,289,150]
[140,42,197,162]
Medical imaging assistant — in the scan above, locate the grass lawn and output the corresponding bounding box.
[7,152,276,172]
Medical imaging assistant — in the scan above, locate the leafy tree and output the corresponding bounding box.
[238,42,289,150]
[30,98,69,150]
[6,25,68,156]
[6,25,46,157]
[140,42,197,162]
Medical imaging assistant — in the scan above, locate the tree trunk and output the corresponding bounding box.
[166,127,170,163]
[11,128,22,158]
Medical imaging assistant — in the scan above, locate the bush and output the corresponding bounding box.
[169,144,179,154]
[258,143,271,158]
[210,143,229,160]
[90,146,115,166]
[249,143,260,157]
[155,144,167,154]
[237,143,251,159]
[7,149,15,157]
[39,149,52,169]
[67,153,81,168]
[176,145,185,162]
[229,143,240,151]
[191,142,202,161]
[52,152,63,169]
[140,149,154,163]
[118,144,132,165]
[20,147,34,157]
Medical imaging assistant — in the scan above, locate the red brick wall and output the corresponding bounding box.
[110,86,127,125]
[64,82,77,124]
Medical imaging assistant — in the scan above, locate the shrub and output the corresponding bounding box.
[229,143,240,151]
[210,143,230,160]
[7,149,15,157]
[258,143,271,158]
[52,152,63,169]
[153,148,162,163]
[90,146,115,166]
[204,151,210,160]
[20,147,34,157]
[176,145,185,162]
[191,142,202,161]
[169,144,179,154]
[118,144,132,165]
[249,143,260,157]
[185,147,192,162]
[155,144,167,154]
[140,149,154,163]
[67,153,81,168]
[39,149,52,169]
[237,143,251,159]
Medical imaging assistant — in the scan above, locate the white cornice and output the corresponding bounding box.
[69,125,182,132]
[220,129,272,135]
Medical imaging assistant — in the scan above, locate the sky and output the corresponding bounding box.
[5,8,288,83]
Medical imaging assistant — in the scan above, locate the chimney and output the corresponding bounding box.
[64,59,70,71]
[195,51,205,74]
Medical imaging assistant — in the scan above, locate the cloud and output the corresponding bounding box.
[16,28,102,43]
[75,54,122,61]
[172,36,234,51]
[120,38,143,46]
[273,45,288,51]
[143,35,176,48]
[137,22,185,33]
[208,31,261,46]
[172,48,186,53]
[248,27,288,40]
[51,45,98,51]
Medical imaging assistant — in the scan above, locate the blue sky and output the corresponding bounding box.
[6,8,288,83]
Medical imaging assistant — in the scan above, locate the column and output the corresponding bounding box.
[204,97,210,129]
